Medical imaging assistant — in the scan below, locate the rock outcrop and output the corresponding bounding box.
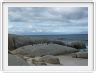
[8,36,15,51]
[67,41,86,49]
[11,44,78,57]
[8,35,50,51]
[72,52,88,59]
[8,53,29,66]
[32,59,47,65]
[39,55,60,64]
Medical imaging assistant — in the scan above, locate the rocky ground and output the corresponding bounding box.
[8,44,88,66]
[8,34,88,66]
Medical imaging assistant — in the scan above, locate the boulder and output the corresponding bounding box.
[39,55,60,64]
[11,44,78,57]
[50,40,65,46]
[8,34,35,51]
[14,37,34,49]
[72,52,88,59]
[8,34,50,50]
[8,53,29,66]
[67,41,86,49]
[8,36,15,51]
[32,59,47,65]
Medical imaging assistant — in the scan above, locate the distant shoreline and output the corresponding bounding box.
[8,33,88,36]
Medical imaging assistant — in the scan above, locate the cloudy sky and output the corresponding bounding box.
[8,7,88,35]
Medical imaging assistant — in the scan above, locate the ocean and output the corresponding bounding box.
[27,34,88,46]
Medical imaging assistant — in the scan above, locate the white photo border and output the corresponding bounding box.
[94,1,96,71]
[4,71,92,73]
[0,1,2,71]
[2,2,94,71]
[2,0,93,2]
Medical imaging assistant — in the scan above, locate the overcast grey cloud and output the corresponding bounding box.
[8,7,88,35]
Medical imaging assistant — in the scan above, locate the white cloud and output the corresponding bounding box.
[8,7,88,34]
